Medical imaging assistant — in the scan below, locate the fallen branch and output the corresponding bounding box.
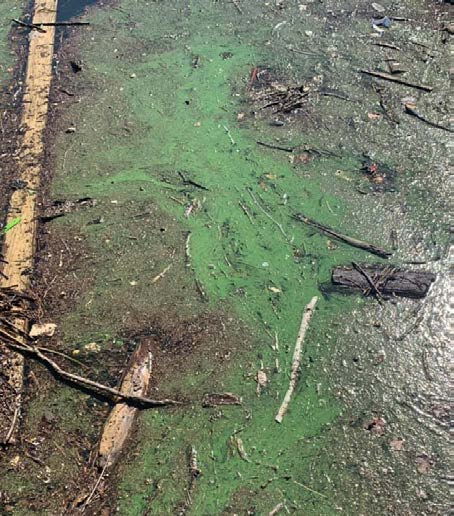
[275,296,318,423]
[293,213,392,258]
[35,21,91,27]
[360,69,433,92]
[404,104,452,133]
[332,264,435,299]
[12,18,46,33]
[0,331,180,408]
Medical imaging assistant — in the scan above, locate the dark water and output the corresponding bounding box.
[57,0,99,21]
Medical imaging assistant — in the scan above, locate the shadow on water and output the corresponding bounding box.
[57,0,99,22]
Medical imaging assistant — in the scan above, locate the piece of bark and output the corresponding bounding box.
[332,265,435,299]
[202,392,242,407]
[98,339,153,467]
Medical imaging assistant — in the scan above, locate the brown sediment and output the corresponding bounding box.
[0,0,58,444]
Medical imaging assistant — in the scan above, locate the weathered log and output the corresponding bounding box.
[332,265,435,299]
[98,339,153,467]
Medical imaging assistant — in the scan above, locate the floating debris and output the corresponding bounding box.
[332,264,435,299]
[202,392,242,407]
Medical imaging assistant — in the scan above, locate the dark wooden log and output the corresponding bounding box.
[331,265,435,299]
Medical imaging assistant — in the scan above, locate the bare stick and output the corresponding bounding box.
[268,502,285,516]
[81,463,107,510]
[151,264,172,284]
[35,21,91,27]
[0,332,180,408]
[238,201,254,224]
[359,69,433,92]
[275,296,318,423]
[293,213,391,258]
[372,42,401,51]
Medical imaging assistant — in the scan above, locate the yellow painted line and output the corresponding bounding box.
[0,0,58,444]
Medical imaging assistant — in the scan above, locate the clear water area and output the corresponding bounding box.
[57,0,98,21]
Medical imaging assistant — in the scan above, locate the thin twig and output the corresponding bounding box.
[238,201,254,224]
[293,480,327,498]
[81,463,107,511]
[247,188,288,239]
[257,141,294,152]
[404,104,452,132]
[320,91,351,101]
[360,69,433,92]
[275,297,318,423]
[12,18,46,33]
[293,213,392,258]
[351,262,383,300]
[151,264,172,284]
[37,346,90,370]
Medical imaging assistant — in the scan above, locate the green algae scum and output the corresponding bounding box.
[0,0,451,514]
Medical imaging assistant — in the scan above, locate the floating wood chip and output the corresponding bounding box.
[98,339,153,467]
[332,265,435,299]
[202,392,242,407]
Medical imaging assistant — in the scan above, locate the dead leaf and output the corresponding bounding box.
[416,453,432,474]
[368,112,381,120]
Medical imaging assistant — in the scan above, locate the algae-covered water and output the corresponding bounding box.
[0,0,450,514]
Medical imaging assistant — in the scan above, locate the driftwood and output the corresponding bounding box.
[275,296,318,423]
[332,264,435,299]
[360,69,433,92]
[293,213,392,258]
[98,339,153,467]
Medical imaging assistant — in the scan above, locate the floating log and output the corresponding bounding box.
[98,339,153,468]
[331,264,435,299]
